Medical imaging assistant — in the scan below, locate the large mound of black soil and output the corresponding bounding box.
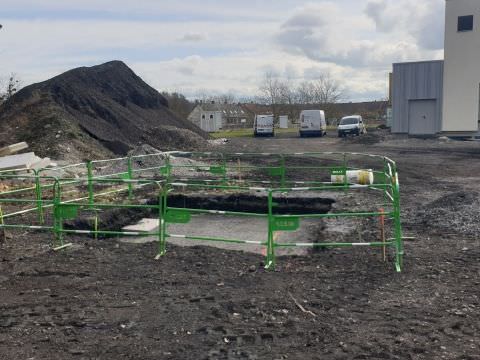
[0,61,207,160]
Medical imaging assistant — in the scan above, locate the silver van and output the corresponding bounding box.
[337,115,366,137]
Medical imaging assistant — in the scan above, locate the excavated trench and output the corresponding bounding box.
[66,193,335,236]
[166,193,335,215]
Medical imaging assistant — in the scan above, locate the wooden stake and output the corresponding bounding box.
[53,243,73,251]
[288,292,317,318]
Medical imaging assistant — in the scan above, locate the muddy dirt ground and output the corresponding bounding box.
[1,131,480,359]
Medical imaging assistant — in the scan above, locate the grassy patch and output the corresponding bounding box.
[210,128,299,138]
[209,125,380,138]
[210,129,254,138]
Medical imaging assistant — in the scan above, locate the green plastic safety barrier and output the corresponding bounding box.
[0,151,403,272]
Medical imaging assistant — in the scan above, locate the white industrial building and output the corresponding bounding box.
[392,60,444,135]
[392,0,480,136]
[443,0,480,135]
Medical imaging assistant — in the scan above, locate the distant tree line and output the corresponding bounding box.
[160,91,196,120]
[193,90,239,105]
[257,71,345,122]
[162,70,346,123]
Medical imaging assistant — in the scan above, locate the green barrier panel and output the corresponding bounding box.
[272,216,300,231]
[268,167,284,177]
[330,167,347,176]
[55,204,79,220]
[0,151,403,273]
[209,165,226,175]
[165,209,191,224]
[159,165,170,176]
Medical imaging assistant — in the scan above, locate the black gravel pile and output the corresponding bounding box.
[0,61,207,160]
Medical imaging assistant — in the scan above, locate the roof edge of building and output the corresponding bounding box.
[393,59,445,66]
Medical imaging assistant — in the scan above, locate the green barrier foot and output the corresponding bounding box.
[395,252,403,272]
[395,261,402,272]
[154,251,166,260]
[264,260,275,271]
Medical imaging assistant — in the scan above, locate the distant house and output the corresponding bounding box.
[187,101,253,132]
[241,103,273,117]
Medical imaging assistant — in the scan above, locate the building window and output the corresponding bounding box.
[201,114,205,119]
[210,115,214,119]
[458,15,474,32]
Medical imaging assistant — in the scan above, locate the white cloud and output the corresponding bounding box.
[365,0,445,50]
[275,1,442,68]
[174,55,202,76]
[0,0,446,101]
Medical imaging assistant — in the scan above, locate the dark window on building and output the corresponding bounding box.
[202,114,205,119]
[210,115,214,119]
[458,15,474,32]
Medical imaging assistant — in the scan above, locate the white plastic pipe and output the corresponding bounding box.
[331,169,374,185]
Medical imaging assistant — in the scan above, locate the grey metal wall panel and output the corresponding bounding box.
[392,61,444,134]
[408,99,437,135]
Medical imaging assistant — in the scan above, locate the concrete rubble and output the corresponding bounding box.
[0,142,29,156]
[0,142,54,172]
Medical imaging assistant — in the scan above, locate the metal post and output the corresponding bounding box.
[87,161,94,209]
[53,180,64,247]
[127,157,133,200]
[343,153,348,192]
[34,170,44,224]
[391,165,403,272]
[237,158,242,182]
[265,190,275,270]
[165,155,172,182]
[157,187,167,257]
[0,204,6,243]
[94,212,98,241]
[382,158,388,210]
[221,153,227,186]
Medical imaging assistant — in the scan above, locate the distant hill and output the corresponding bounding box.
[0,61,208,161]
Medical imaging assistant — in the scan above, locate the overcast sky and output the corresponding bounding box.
[0,0,445,101]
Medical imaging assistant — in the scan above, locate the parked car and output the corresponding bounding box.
[299,110,327,137]
[337,115,366,137]
[254,114,274,137]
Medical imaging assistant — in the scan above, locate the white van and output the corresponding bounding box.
[254,114,274,137]
[337,115,366,137]
[299,110,327,137]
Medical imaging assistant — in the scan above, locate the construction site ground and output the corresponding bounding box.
[1,130,479,360]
